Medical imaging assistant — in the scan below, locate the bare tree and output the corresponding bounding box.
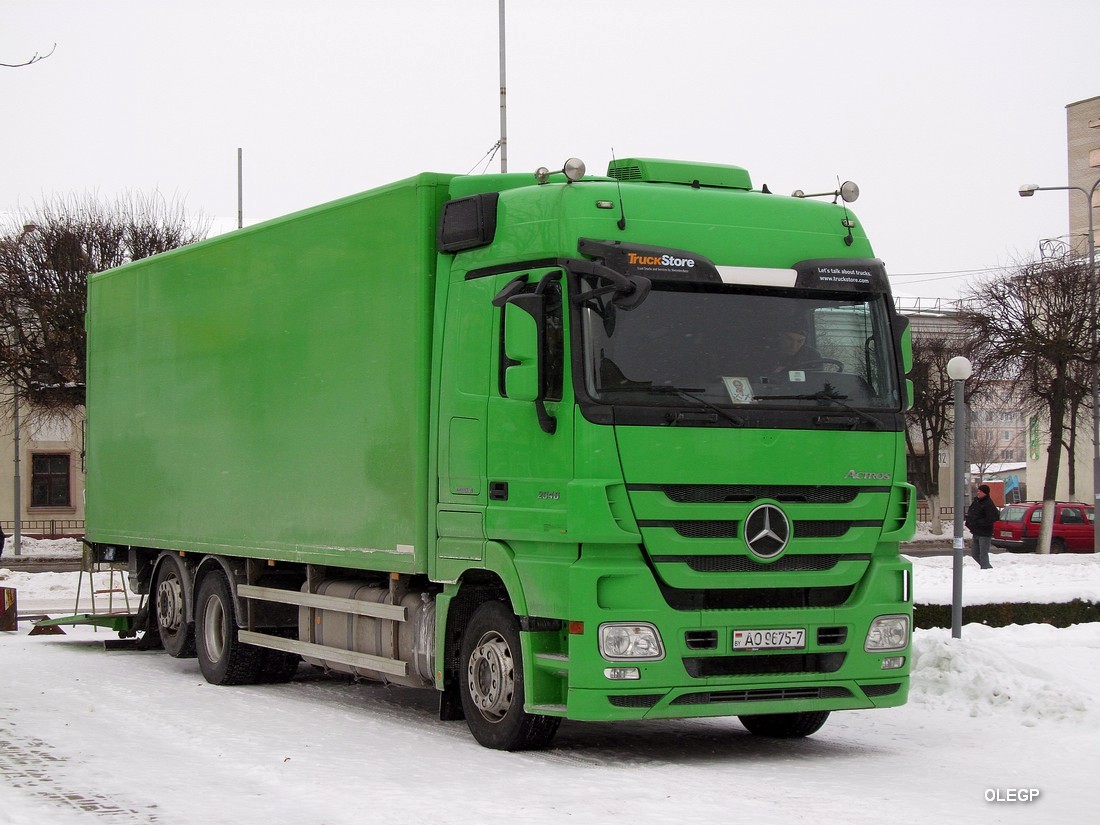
[970,426,1001,482]
[1,43,56,68]
[905,332,981,533]
[0,193,209,411]
[963,254,1098,552]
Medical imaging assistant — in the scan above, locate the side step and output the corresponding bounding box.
[239,630,408,678]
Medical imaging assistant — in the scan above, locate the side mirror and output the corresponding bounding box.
[503,297,542,403]
[900,323,913,374]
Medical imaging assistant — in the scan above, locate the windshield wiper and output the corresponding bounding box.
[753,389,882,430]
[633,385,746,427]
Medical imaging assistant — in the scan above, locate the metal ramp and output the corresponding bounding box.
[29,543,141,642]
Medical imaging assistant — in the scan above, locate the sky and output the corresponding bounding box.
[2,0,1098,300]
[3,545,1098,823]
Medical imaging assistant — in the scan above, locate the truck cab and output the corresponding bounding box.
[431,159,914,747]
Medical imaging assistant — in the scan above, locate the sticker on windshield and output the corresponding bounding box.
[786,370,807,383]
[722,376,755,404]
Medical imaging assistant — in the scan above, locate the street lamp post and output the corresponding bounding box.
[947,356,973,639]
[1019,178,1100,554]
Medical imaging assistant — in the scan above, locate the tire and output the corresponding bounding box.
[458,601,560,750]
[195,571,266,686]
[257,629,301,683]
[258,649,301,683]
[738,710,831,738]
[154,557,196,658]
[1051,538,1066,554]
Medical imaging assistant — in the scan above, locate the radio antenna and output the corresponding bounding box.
[611,148,627,231]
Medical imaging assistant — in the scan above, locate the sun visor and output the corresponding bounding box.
[578,239,721,283]
[792,258,890,293]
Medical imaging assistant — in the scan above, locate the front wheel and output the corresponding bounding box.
[195,571,267,686]
[154,557,196,658]
[738,710,830,738]
[458,601,560,750]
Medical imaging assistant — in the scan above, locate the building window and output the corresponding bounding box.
[31,453,71,508]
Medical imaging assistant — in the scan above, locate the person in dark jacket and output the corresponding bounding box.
[964,484,999,569]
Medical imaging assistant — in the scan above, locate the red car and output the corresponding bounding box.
[992,501,1095,553]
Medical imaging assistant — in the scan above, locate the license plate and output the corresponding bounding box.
[1000,531,1013,538]
[732,628,806,651]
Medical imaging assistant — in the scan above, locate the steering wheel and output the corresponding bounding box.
[798,358,844,373]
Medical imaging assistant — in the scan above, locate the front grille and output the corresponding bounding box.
[860,682,902,698]
[640,520,880,540]
[649,553,870,573]
[609,694,662,708]
[684,653,846,678]
[796,521,851,538]
[659,584,854,611]
[670,520,739,538]
[671,686,852,706]
[630,484,877,504]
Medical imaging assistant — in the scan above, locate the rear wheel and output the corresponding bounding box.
[738,710,830,738]
[459,601,560,750]
[1051,538,1066,554]
[154,558,195,658]
[195,571,266,685]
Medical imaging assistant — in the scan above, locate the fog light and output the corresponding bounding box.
[604,667,641,680]
[881,656,906,670]
[865,615,910,652]
[598,623,664,661]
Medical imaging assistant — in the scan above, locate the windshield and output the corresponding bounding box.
[579,282,900,411]
[998,505,1029,523]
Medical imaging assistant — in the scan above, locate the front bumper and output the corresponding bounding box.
[991,537,1036,551]
[542,544,912,722]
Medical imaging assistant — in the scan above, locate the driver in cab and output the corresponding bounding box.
[774,324,822,372]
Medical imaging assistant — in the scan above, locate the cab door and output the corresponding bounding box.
[484,268,575,544]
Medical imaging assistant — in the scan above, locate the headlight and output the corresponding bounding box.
[865,615,910,652]
[598,623,665,661]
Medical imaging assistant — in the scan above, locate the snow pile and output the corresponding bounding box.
[910,521,954,542]
[910,626,1097,726]
[907,552,1100,605]
[0,568,129,603]
[1,536,83,559]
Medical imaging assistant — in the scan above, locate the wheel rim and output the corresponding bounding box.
[202,593,227,661]
[466,630,515,723]
[157,573,184,633]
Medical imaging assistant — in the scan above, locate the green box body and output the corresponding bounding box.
[86,175,451,573]
[86,161,914,724]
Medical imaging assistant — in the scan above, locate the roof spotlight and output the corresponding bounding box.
[534,158,587,184]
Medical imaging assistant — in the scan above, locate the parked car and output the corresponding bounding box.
[992,501,1095,553]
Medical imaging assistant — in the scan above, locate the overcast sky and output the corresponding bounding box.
[2,0,1098,299]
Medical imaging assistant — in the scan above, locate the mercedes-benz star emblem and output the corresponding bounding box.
[744,504,791,558]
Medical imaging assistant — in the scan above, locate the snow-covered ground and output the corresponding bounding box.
[1,541,1098,824]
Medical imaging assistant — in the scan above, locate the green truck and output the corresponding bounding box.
[85,157,915,750]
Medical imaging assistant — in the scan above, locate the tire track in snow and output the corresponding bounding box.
[0,717,161,823]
